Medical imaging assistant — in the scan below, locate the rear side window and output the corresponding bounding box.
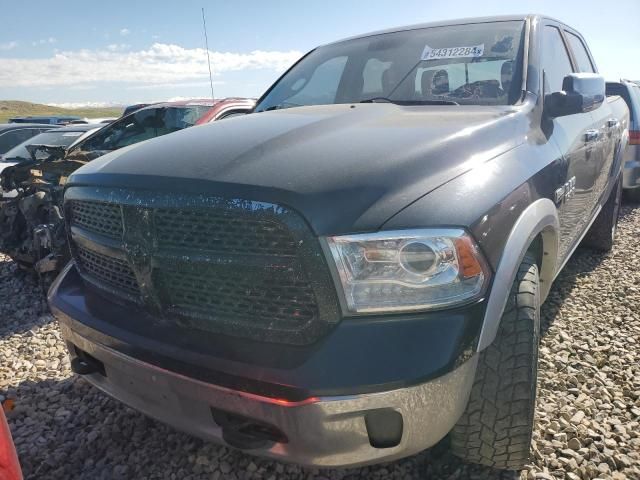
[542,26,574,94]
[565,32,595,73]
[0,128,41,154]
[78,106,209,152]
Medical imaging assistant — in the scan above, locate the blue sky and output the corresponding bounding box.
[1,0,638,106]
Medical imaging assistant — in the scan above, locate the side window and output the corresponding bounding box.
[286,56,348,105]
[542,26,574,93]
[414,66,466,96]
[109,109,163,148]
[14,128,40,143]
[565,32,595,73]
[0,132,15,153]
[0,129,38,153]
[362,58,392,96]
[81,109,161,151]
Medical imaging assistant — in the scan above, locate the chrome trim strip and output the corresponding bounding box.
[70,226,126,260]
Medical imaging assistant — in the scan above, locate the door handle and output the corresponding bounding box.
[607,118,620,128]
[585,129,599,142]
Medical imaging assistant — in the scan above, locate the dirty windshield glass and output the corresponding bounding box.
[75,105,210,153]
[255,21,525,110]
[1,130,85,162]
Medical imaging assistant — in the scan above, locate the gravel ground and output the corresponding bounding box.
[1,204,639,480]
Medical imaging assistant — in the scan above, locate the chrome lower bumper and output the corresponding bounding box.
[61,323,477,468]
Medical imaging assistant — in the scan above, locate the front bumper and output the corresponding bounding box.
[60,322,477,467]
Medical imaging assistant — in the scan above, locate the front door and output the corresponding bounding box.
[541,23,599,260]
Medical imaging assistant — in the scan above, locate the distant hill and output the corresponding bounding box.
[0,100,123,123]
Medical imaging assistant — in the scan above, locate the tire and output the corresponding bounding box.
[582,177,622,252]
[450,252,540,470]
[624,186,640,204]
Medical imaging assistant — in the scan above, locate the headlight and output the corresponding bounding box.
[325,229,489,314]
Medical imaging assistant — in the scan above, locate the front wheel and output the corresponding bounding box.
[450,252,540,470]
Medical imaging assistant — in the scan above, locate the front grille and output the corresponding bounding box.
[66,193,338,345]
[155,208,298,255]
[69,201,122,239]
[157,265,318,331]
[75,245,141,298]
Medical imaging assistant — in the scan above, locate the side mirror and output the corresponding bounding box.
[545,73,605,118]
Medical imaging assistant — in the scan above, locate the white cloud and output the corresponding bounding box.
[106,43,131,52]
[31,37,57,47]
[120,28,130,36]
[128,80,226,90]
[0,41,18,51]
[0,43,302,88]
[46,101,123,108]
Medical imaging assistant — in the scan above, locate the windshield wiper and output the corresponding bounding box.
[360,98,459,106]
[264,101,302,112]
[359,97,396,104]
[415,99,459,106]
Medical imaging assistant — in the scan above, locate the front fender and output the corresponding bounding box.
[476,198,559,351]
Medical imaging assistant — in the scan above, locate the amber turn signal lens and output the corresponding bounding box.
[455,236,484,278]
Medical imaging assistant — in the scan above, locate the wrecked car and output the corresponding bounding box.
[0,123,100,174]
[50,15,628,470]
[0,124,102,275]
[0,98,255,279]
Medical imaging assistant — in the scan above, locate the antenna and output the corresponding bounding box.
[201,7,215,101]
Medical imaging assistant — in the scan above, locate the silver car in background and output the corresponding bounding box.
[607,80,640,200]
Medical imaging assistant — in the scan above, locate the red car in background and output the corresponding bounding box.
[63,97,255,161]
[0,407,22,480]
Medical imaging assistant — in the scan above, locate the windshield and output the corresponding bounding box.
[255,21,525,111]
[74,105,211,154]
[1,130,86,162]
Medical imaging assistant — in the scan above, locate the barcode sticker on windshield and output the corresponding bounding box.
[421,44,484,60]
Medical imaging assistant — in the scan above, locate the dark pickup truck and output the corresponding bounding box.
[49,15,629,470]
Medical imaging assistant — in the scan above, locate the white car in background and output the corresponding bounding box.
[0,124,102,175]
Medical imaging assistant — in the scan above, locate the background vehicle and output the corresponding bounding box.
[50,15,628,471]
[9,116,81,125]
[0,98,254,278]
[121,103,152,117]
[606,80,640,200]
[0,407,22,480]
[0,124,57,155]
[0,124,100,174]
[68,118,118,125]
[65,98,255,162]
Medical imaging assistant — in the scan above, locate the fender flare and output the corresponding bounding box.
[476,198,559,351]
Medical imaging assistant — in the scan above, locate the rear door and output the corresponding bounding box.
[541,23,599,259]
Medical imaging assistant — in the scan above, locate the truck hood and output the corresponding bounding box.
[68,103,529,235]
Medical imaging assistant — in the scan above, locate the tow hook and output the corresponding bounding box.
[211,407,288,450]
[70,355,104,376]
